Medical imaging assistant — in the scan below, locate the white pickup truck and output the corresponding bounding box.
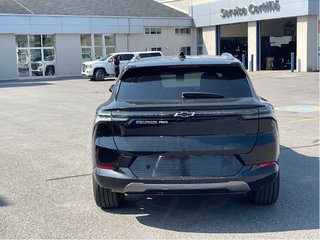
[81,51,163,81]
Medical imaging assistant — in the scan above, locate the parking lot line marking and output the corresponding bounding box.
[281,143,320,150]
[289,117,320,123]
[46,173,91,182]
[276,105,319,113]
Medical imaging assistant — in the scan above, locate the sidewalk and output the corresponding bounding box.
[248,70,320,79]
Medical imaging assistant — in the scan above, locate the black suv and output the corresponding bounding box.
[92,55,280,208]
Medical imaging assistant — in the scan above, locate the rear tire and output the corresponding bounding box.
[247,174,280,205]
[93,176,125,209]
[94,69,105,81]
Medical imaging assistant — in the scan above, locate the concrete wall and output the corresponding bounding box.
[0,34,18,80]
[55,34,82,77]
[248,21,258,71]
[202,26,216,55]
[297,15,318,72]
[115,34,128,52]
[127,26,194,55]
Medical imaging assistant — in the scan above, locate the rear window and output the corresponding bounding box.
[117,65,252,101]
[139,52,162,58]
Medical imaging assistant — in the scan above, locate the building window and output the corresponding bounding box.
[149,47,162,51]
[16,35,28,48]
[197,46,203,55]
[29,35,42,47]
[175,27,191,34]
[81,34,91,46]
[145,27,161,35]
[105,34,116,56]
[81,34,115,62]
[94,34,103,59]
[180,46,191,55]
[42,35,54,47]
[196,28,203,55]
[80,34,92,62]
[16,34,56,77]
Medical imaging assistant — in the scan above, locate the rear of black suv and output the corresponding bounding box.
[92,57,280,208]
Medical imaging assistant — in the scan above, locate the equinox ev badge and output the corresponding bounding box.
[174,111,195,118]
[135,120,169,125]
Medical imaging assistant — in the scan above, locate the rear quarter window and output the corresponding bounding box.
[121,54,134,61]
[117,65,252,101]
[139,52,162,58]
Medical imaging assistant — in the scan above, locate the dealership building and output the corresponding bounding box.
[0,0,319,81]
[0,0,194,80]
[161,0,320,72]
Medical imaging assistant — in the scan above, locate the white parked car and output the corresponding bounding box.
[31,56,56,76]
[81,51,163,81]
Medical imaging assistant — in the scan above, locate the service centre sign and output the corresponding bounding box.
[220,0,280,18]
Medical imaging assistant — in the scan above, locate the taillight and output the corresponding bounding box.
[259,161,276,168]
[94,109,129,124]
[259,104,276,120]
[96,165,114,170]
[241,104,276,120]
[94,110,112,124]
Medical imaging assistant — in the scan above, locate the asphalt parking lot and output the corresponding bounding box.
[0,71,319,239]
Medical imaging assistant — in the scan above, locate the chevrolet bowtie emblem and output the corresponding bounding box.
[174,111,195,118]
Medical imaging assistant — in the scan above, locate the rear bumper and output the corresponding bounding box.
[123,181,250,193]
[94,163,279,194]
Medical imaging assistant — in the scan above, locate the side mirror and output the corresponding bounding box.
[109,84,115,93]
[108,58,113,63]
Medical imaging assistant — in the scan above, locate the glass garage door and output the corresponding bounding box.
[260,18,297,70]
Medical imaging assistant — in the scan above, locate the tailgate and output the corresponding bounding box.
[111,107,259,155]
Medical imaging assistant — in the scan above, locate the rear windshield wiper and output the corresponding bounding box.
[182,92,225,99]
